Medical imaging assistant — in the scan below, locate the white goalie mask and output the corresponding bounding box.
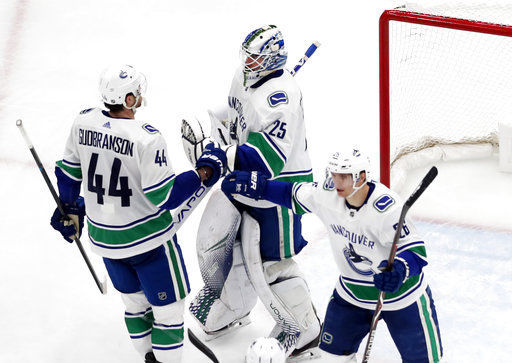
[246,337,286,363]
[327,147,372,198]
[99,64,147,111]
[240,25,287,87]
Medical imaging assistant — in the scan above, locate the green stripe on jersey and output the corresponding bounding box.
[420,294,440,362]
[152,325,184,346]
[144,177,176,207]
[408,245,427,258]
[88,211,173,245]
[56,160,82,180]
[343,274,421,301]
[246,132,285,176]
[285,176,314,215]
[125,310,154,334]
[167,241,187,299]
[280,207,292,258]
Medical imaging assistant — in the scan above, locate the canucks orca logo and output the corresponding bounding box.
[374,195,395,213]
[323,175,334,191]
[268,91,288,107]
[119,71,128,79]
[343,244,374,276]
[142,123,159,134]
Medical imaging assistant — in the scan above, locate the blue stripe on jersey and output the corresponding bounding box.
[62,159,81,166]
[160,170,201,210]
[236,144,273,177]
[280,169,313,176]
[143,174,176,193]
[339,273,425,305]
[153,344,183,351]
[132,331,151,339]
[89,221,176,250]
[262,132,287,162]
[154,322,184,329]
[55,166,81,204]
[88,209,166,229]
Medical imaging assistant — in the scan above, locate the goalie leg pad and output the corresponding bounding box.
[151,300,185,363]
[121,292,153,359]
[264,261,321,350]
[190,190,257,332]
[241,213,303,355]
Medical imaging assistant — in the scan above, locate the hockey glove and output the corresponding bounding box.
[196,143,227,187]
[50,196,85,243]
[221,171,268,200]
[373,259,407,293]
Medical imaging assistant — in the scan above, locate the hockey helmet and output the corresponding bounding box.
[327,147,372,196]
[99,64,146,110]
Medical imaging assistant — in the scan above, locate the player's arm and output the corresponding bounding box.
[142,135,225,210]
[51,123,85,242]
[236,111,293,178]
[373,207,428,293]
[221,170,318,215]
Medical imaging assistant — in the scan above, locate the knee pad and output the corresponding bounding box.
[121,291,150,314]
[152,299,185,325]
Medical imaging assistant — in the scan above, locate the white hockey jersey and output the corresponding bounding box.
[291,180,428,311]
[227,67,313,209]
[56,108,177,259]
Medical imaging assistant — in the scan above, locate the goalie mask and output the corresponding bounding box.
[99,64,147,111]
[240,25,287,87]
[327,147,372,198]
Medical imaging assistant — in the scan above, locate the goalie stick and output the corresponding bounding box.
[361,166,438,363]
[177,40,322,228]
[16,119,107,295]
[187,328,219,363]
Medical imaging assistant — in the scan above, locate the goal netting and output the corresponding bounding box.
[380,3,512,190]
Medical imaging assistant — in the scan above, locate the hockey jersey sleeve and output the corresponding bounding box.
[290,181,322,215]
[140,134,200,209]
[378,206,428,275]
[55,124,82,204]
[236,118,293,178]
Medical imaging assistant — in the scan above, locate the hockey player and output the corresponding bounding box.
[186,25,321,356]
[49,64,226,363]
[222,147,443,362]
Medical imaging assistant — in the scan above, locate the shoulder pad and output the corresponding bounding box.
[79,108,94,115]
[373,194,395,213]
[267,91,288,107]
[142,123,160,134]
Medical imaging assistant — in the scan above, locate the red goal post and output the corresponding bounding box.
[379,5,512,188]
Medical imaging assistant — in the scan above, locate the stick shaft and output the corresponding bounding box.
[16,120,106,294]
[362,166,438,362]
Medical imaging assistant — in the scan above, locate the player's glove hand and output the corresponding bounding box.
[50,196,86,243]
[196,143,227,187]
[373,259,407,293]
[221,171,268,200]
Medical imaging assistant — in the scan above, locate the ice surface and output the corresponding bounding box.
[1,1,511,362]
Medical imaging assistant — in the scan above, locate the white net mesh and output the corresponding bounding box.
[387,3,512,165]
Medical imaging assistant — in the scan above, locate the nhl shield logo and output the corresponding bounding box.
[158,292,167,301]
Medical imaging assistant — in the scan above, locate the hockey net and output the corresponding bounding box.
[380,3,512,190]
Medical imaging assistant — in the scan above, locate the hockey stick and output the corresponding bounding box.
[175,40,322,229]
[16,119,107,295]
[187,328,219,363]
[361,166,438,363]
